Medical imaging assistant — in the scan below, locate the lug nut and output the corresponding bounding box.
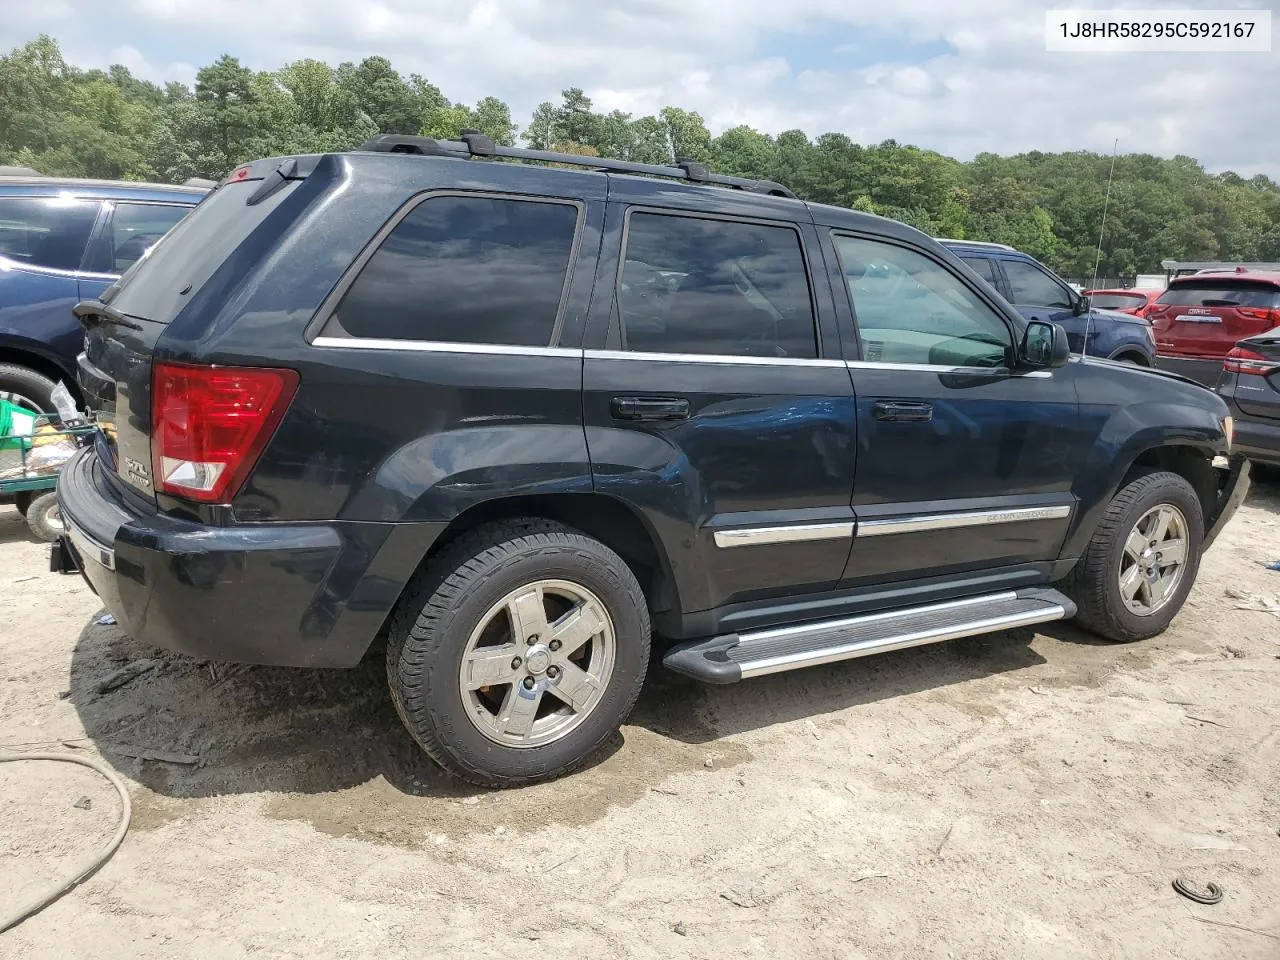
[511,656,522,669]
[527,635,539,645]
[547,665,561,679]
[523,677,535,690]
[549,639,561,651]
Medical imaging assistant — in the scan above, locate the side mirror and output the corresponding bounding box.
[1021,320,1070,369]
[1072,293,1091,316]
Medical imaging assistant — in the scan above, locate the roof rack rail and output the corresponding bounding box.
[354,132,798,200]
[935,238,1016,251]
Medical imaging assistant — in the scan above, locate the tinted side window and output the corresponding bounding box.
[617,212,817,359]
[1003,259,1073,309]
[332,195,579,345]
[110,203,191,272]
[0,197,100,271]
[960,256,999,286]
[835,235,1010,367]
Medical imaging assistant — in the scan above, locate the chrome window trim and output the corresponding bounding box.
[311,336,583,358]
[845,360,1053,378]
[586,348,847,368]
[857,504,1072,537]
[713,521,855,549]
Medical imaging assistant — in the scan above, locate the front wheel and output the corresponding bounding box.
[387,519,651,787]
[1063,470,1204,642]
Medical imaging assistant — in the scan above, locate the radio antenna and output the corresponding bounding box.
[1085,138,1119,357]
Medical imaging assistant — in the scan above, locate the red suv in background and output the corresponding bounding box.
[1084,288,1162,319]
[1149,268,1280,385]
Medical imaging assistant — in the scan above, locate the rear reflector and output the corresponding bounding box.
[151,361,298,503]
[1223,346,1280,376]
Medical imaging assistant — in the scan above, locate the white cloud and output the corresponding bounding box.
[0,0,1274,175]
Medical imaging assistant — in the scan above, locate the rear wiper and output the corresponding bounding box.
[73,299,144,332]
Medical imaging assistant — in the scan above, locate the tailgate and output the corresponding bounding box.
[72,170,304,500]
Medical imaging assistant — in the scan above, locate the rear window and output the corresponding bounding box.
[1156,280,1280,308]
[1089,293,1146,310]
[0,196,100,271]
[103,179,300,323]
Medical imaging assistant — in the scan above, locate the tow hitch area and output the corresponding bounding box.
[50,537,80,574]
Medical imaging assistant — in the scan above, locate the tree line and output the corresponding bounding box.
[3,35,1278,278]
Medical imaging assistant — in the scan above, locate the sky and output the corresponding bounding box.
[3,0,1278,176]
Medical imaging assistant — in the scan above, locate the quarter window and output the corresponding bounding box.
[331,195,580,345]
[616,212,817,359]
[1002,259,1074,309]
[835,235,1010,368]
[0,197,100,271]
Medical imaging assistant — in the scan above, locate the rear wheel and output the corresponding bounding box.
[1063,470,1203,642]
[0,364,59,414]
[25,491,65,543]
[387,519,651,787]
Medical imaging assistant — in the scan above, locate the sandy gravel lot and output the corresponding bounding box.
[2,483,1278,959]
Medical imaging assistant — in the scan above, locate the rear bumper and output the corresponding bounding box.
[1154,355,1222,387]
[1203,455,1250,552]
[56,447,442,667]
[1223,406,1280,467]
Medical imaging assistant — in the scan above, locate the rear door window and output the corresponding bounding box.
[328,195,581,346]
[960,256,999,288]
[108,202,191,272]
[1156,281,1280,308]
[616,212,817,359]
[1002,259,1074,309]
[0,196,101,271]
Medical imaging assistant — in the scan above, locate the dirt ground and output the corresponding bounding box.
[2,486,1279,960]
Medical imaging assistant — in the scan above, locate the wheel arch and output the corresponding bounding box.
[0,340,80,400]
[414,492,681,624]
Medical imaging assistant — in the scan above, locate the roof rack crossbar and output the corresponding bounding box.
[355,134,797,199]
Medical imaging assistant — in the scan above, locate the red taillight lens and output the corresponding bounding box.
[1223,346,1280,376]
[151,361,298,503]
[1237,306,1280,326]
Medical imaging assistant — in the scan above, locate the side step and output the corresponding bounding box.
[662,588,1076,684]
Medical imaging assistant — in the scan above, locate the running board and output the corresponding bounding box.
[662,588,1075,684]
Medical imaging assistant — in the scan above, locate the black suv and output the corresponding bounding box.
[57,134,1248,787]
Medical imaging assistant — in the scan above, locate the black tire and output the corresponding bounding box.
[25,491,65,543]
[13,490,33,516]
[387,518,651,788]
[1062,470,1204,642]
[0,363,59,414]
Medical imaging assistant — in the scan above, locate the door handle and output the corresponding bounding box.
[611,396,691,421]
[873,400,933,422]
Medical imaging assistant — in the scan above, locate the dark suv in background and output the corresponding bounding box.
[0,172,208,411]
[57,135,1246,787]
[941,239,1157,366]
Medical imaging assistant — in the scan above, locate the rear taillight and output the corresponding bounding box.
[151,361,298,503]
[1223,347,1280,376]
[1237,306,1280,326]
